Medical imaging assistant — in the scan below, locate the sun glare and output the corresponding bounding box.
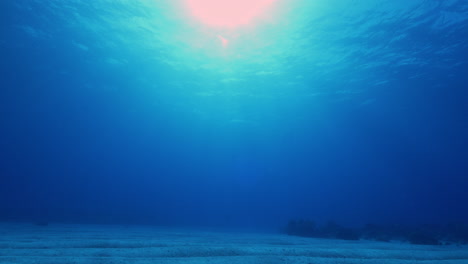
[186,0,275,28]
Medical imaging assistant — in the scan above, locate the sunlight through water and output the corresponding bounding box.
[186,0,276,28]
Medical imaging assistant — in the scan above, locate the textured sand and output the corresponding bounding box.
[0,223,467,264]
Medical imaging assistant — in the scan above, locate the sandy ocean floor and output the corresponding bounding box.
[0,223,467,264]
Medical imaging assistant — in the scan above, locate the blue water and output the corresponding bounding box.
[0,0,467,230]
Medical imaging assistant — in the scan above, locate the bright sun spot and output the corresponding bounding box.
[186,0,275,27]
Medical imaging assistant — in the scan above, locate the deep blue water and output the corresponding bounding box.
[0,0,467,229]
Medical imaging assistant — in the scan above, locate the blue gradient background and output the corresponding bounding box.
[0,0,467,229]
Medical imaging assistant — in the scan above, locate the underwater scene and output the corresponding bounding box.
[1,0,468,263]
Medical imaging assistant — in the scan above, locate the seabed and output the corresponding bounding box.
[0,223,467,264]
